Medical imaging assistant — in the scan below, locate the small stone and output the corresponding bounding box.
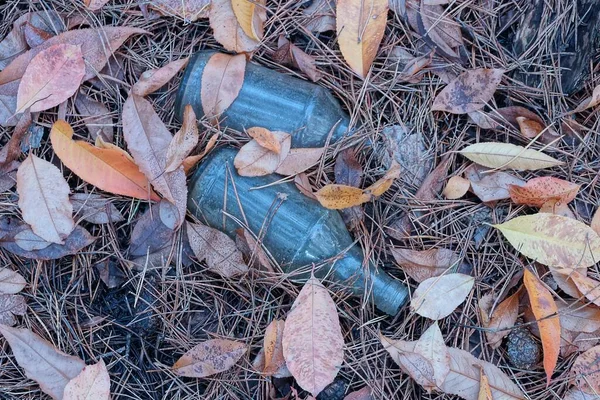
[506,327,541,369]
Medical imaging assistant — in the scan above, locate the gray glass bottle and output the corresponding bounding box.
[175,51,351,147]
[187,147,409,316]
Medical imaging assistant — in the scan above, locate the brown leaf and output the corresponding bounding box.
[464,165,525,203]
[247,127,283,154]
[0,217,95,260]
[411,273,474,320]
[173,339,247,377]
[182,133,218,174]
[23,22,54,48]
[314,184,370,210]
[209,0,260,53]
[571,345,600,394]
[563,389,600,400]
[379,335,437,390]
[573,84,600,113]
[0,27,147,86]
[0,268,26,294]
[431,69,504,114]
[364,161,401,197]
[128,206,175,259]
[63,359,110,400]
[186,221,249,278]
[0,110,31,167]
[122,94,187,222]
[275,36,323,82]
[149,0,210,21]
[132,58,189,97]
[382,125,431,187]
[74,92,113,142]
[165,105,199,173]
[16,43,84,113]
[234,131,291,177]
[235,228,273,272]
[336,0,388,78]
[509,177,579,208]
[334,148,364,227]
[391,247,460,283]
[343,387,372,400]
[0,294,26,326]
[523,269,560,385]
[295,173,317,200]
[558,301,600,357]
[275,147,325,176]
[201,53,246,122]
[303,0,336,33]
[71,193,124,225]
[17,154,74,244]
[482,291,519,349]
[0,325,86,399]
[283,275,344,397]
[516,116,544,139]
[443,176,470,199]
[569,271,600,307]
[418,2,463,58]
[232,0,267,41]
[263,319,287,376]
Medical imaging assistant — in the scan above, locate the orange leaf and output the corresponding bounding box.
[183,133,218,174]
[523,269,560,386]
[201,53,246,122]
[364,160,401,197]
[247,127,282,154]
[443,176,470,199]
[569,270,600,307]
[165,105,199,173]
[314,184,370,209]
[509,177,579,207]
[263,319,286,375]
[516,116,544,140]
[50,120,159,201]
[131,57,189,97]
[231,0,266,41]
[209,0,260,53]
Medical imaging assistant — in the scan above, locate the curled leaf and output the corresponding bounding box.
[165,105,199,173]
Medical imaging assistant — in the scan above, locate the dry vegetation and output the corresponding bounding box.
[0,0,599,399]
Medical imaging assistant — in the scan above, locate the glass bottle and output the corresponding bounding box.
[175,51,351,148]
[187,147,409,316]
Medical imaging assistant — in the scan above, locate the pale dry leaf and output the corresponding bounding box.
[391,247,459,283]
[591,208,600,236]
[411,273,474,320]
[569,271,600,307]
[263,319,287,376]
[563,389,600,400]
[443,176,470,199]
[234,131,291,177]
[460,142,563,171]
[282,275,344,397]
[186,221,249,278]
[483,291,519,349]
[573,84,600,113]
[0,325,86,399]
[478,369,493,400]
[17,153,74,244]
[440,347,525,400]
[336,0,388,78]
[158,199,180,230]
[14,228,52,251]
[247,127,282,154]
[182,133,218,174]
[235,228,273,272]
[464,165,525,202]
[0,268,26,294]
[0,294,26,326]
[63,359,110,400]
[17,43,85,113]
[493,214,600,269]
[209,0,260,53]
[71,193,124,225]
[275,147,325,176]
[74,92,113,142]
[413,322,450,389]
[232,0,266,41]
[418,2,462,58]
[132,58,189,97]
[382,126,431,187]
[165,105,199,173]
[571,345,600,394]
[84,0,110,11]
[22,23,53,52]
[551,267,585,299]
[379,335,437,389]
[431,69,504,114]
[149,0,210,21]
[172,339,247,377]
[201,53,246,121]
[295,173,317,200]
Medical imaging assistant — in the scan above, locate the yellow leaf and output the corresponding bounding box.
[231,0,265,41]
[364,160,400,197]
[314,184,370,209]
[493,214,600,269]
[336,0,388,78]
[460,142,563,171]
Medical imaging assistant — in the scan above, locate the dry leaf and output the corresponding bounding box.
[14,228,52,251]
[0,81,18,127]
[460,142,563,171]
[234,131,291,176]
[343,387,372,400]
[275,147,325,176]
[414,323,450,389]
[182,133,218,174]
[516,116,544,139]
[551,267,585,299]
[440,347,525,400]
[235,228,273,272]
[493,214,600,269]
[0,294,26,326]
[84,0,110,11]
[411,273,474,320]
[209,0,260,53]
[232,0,266,41]
[481,291,519,349]
[0,268,26,294]
[74,92,113,142]
[336,0,388,78]
[274,36,323,82]
[364,161,401,197]
[563,389,600,400]
[573,84,600,113]
[71,193,124,225]
[0,27,147,86]
[165,105,199,173]
[17,153,74,244]
[431,69,504,114]
[186,221,249,278]
[382,125,431,187]
[201,53,246,121]
[63,359,111,400]
[391,247,460,283]
[50,120,159,201]
[555,301,600,357]
[569,271,600,307]
[478,369,493,400]
[128,206,175,261]
[22,22,53,48]
[315,184,370,209]
[443,176,470,199]
[263,319,287,376]
[464,165,525,203]
[0,325,86,399]
[523,269,560,386]
[295,173,317,199]
[16,43,84,113]
[303,0,336,32]
[334,148,364,227]
[247,127,283,154]
[509,177,579,207]
[149,0,210,21]
[283,275,344,397]
[418,2,462,58]
[570,345,600,394]
[122,94,187,222]
[132,58,189,97]
[379,335,437,389]
[172,339,247,378]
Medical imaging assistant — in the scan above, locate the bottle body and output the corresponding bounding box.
[175,51,350,148]
[187,147,409,315]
